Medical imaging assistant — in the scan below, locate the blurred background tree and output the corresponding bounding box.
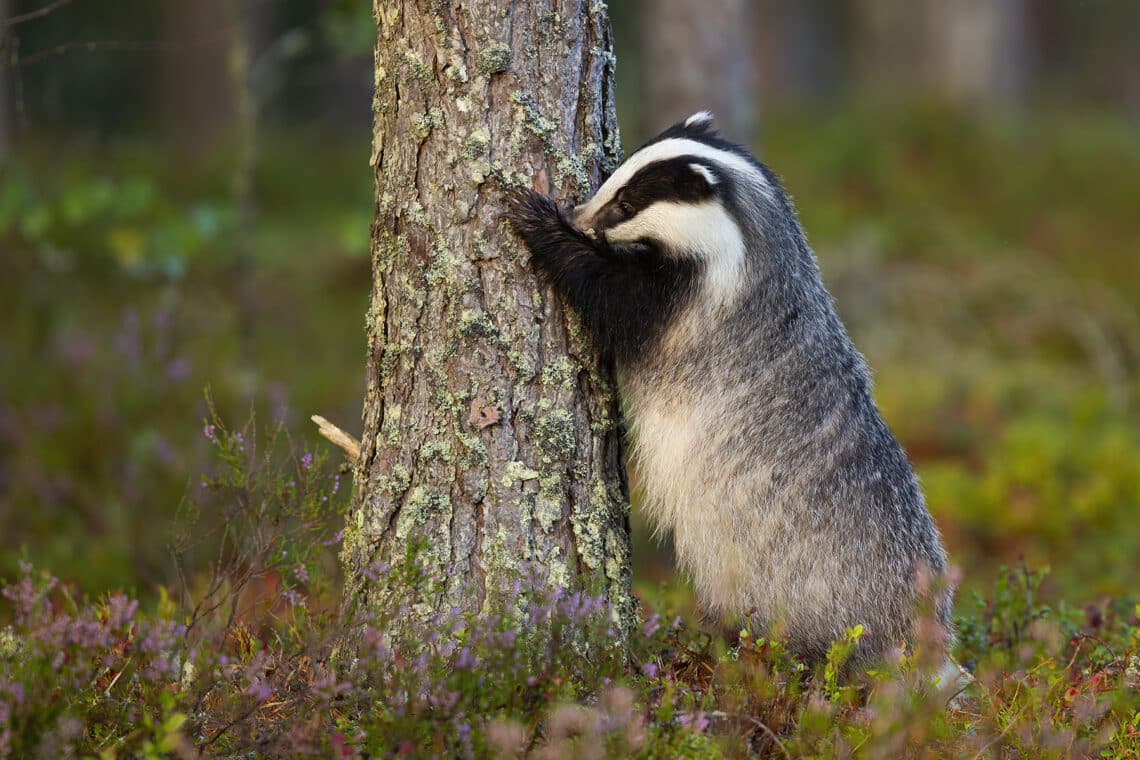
[1,0,1137,615]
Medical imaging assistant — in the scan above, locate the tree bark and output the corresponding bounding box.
[342,1,635,643]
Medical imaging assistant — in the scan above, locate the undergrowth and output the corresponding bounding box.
[2,418,1138,758]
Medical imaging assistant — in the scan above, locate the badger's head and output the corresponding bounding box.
[574,111,779,304]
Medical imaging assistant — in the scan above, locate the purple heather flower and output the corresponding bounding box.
[642,613,661,639]
[113,309,142,370]
[301,452,314,472]
[105,594,139,629]
[165,355,192,383]
[245,679,272,703]
[293,564,310,584]
[679,711,710,734]
[283,589,306,608]
[454,647,476,670]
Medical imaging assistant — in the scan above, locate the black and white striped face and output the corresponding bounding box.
[574,112,774,303]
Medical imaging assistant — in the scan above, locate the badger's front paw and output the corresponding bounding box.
[503,189,568,250]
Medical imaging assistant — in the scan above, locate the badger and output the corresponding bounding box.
[506,112,956,670]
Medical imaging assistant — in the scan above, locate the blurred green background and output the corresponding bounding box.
[1,0,1137,612]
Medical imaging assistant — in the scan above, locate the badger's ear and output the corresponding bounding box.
[682,110,716,134]
[689,162,719,190]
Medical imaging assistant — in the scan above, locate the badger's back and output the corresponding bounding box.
[622,230,950,661]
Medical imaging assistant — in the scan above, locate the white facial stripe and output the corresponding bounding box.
[606,200,746,305]
[690,163,718,185]
[685,110,714,127]
[576,138,771,222]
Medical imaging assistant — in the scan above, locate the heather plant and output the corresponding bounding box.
[2,419,1139,757]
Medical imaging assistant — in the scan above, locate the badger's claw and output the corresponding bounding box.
[503,189,569,244]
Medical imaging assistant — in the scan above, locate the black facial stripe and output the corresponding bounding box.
[637,117,785,198]
[594,156,720,233]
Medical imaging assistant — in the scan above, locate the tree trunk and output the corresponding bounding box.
[925,0,1030,107]
[638,0,756,144]
[342,1,636,644]
[849,0,928,100]
[0,0,10,161]
[159,0,231,158]
[753,0,843,108]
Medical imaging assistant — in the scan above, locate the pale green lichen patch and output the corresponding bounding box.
[456,432,488,468]
[541,357,579,391]
[479,525,540,617]
[570,503,605,571]
[570,476,622,575]
[534,493,563,533]
[476,43,512,76]
[412,107,445,138]
[604,527,627,583]
[417,440,453,466]
[446,52,469,84]
[457,309,499,340]
[535,409,576,463]
[539,545,573,591]
[398,48,433,84]
[462,128,491,161]
[501,460,540,488]
[375,232,408,274]
[377,463,412,496]
[378,342,404,384]
[382,404,402,445]
[511,91,558,138]
[506,350,535,382]
[471,230,500,261]
[554,151,591,198]
[394,488,452,557]
[404,201,432,228]
[420,242,461,293]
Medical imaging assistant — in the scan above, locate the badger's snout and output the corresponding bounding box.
[572,203,592,229]
[572,203,600,238]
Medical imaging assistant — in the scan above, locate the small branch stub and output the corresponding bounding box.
[311,414,361,464]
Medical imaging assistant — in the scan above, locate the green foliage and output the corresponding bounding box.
[322,0,375,56]
[0,164,227,279]
[0,136,370,592]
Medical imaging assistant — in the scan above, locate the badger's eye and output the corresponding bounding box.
[618,201,634,218]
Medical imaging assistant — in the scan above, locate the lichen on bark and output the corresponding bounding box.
[342,0,636,648]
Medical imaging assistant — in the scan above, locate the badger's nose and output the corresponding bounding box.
[571,204,590,228]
